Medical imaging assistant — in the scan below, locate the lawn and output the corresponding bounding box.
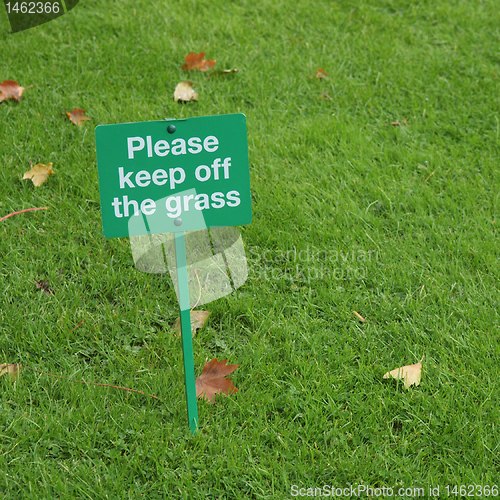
[1,0,500,498]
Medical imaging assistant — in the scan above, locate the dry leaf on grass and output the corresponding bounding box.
[196,358,239,403]
[310,68,328,79]
[173,310,210,337]
[66,109,90,126]
[0,80,25,102]
[182,51,216,71]
[23,163,55,187]
[383,357,424,389]
[35,279,54,295]
[0,363,22,381]
[174,81,198,102]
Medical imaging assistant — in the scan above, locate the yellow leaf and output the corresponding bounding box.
[0,363,22,381]
[174,81,198,102]
[173,310,210,337]
[383,357,423,389]
[23,163,55,187]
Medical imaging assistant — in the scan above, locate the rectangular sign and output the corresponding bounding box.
[95,113,252,238]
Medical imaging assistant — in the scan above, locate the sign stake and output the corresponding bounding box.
[174,230,199,434]
[95,114,252,433]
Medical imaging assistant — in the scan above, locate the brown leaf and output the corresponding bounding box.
[0,363,22,381]
[0,80,25,102]
[174,81,198,102]
[66,109,90,126]
[383,357,424,390]
[173,310,210,337]
[182,51,216,71]
[23,163,55,187]
[196,358,239,403]
[35,279,54,295]
[311,68,328,79]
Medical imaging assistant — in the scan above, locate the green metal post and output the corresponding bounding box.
[174,231,199,434]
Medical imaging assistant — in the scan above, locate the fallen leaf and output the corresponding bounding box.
[383,357,424,389]
[311,68,328,79]
[0,80,25,102]
[35,279,54,295]
[318,92,331,100]
[173,310,210,337]
[196,358,239,403]
[66,109,90,126]
[174,81,198,102]
[182,51,216,71]
[23,163,55,187]
[0,363,22,381]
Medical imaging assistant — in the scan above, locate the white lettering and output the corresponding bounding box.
[211,158,222,180]
[152,169,168,186]
[226,190,240,207]
[119,167,134,189]
[222,157,231,178]
[203,135,219,152]
[127,137,144,159]
[154,140,170,157]
[123,195,139,217]
[210,192,225,209]
[169,167,185,189]
[183,194,194,211]
[135,170,151,187]
[194,193,210,210]
[140,199,156,215]
[111,197,123,217]
[195,164,211,182]
[187,137,202,154]
[171,138,186,155]
[166,196,181,218]
[127,135,220,159]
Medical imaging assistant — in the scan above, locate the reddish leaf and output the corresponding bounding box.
[182,51,216,72]
[196,358,239,403]
[310,68,328,79]
[0,80,25,102]
[66,109,90,126]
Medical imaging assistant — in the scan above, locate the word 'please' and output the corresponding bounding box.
[127,135,219,159]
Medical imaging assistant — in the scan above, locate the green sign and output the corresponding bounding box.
[95,113,252,238]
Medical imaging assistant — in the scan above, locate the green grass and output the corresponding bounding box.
[1,0,500,497]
